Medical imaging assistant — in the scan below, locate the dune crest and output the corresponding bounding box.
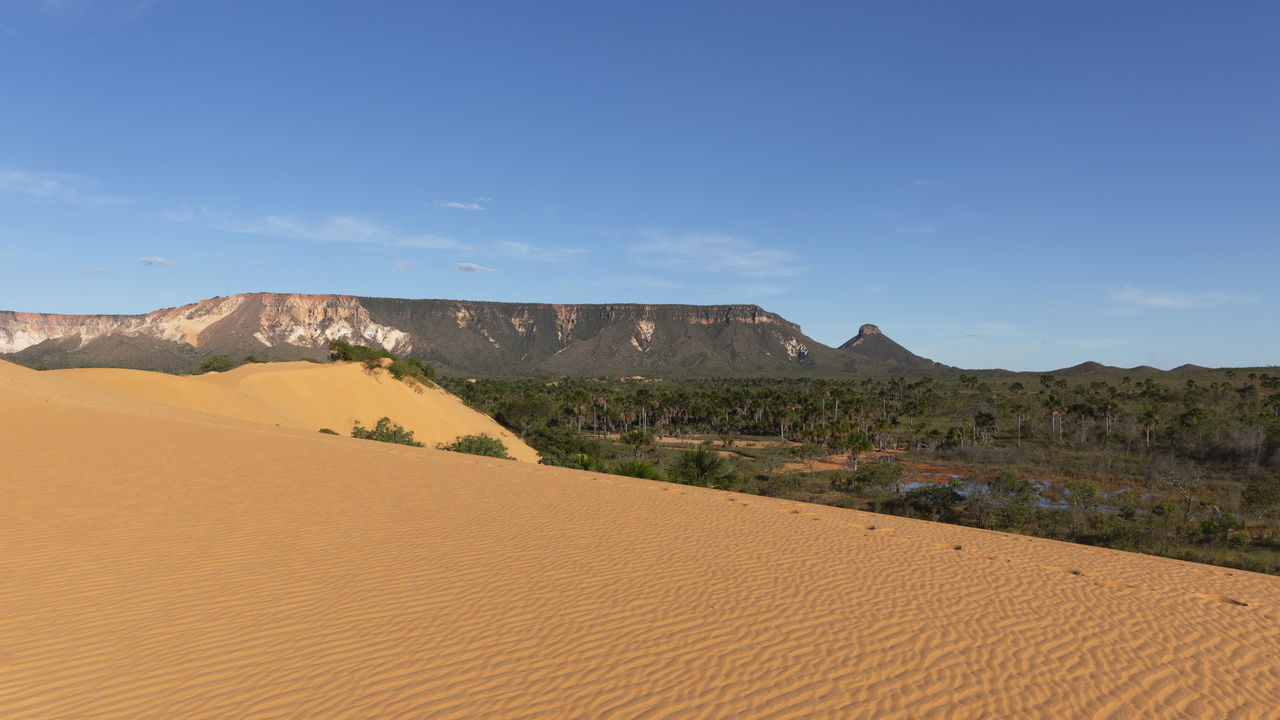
[46,360,539,462]
[2,359,1279,718]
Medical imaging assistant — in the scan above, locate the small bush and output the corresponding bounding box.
[194,354,239,374]
[329,339,394,363]
[318,427,338,435]
[672,446,736,489]
[832,461,908,492]
[438,433,513,459]
[329,340,436,387]
[388,356,436,386]
[611,459,664,480]
[352,417,423,447]
[902,481,964,521]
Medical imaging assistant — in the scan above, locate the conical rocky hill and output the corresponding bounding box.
[837,324,940,369]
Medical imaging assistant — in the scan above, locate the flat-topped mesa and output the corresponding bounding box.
[858,323,881,336]
[1,294,940,376]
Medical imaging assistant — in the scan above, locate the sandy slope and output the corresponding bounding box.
[1,360,1278,719]
[46,360,539,462]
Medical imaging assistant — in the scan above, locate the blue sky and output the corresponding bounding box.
[1,0,1276,370]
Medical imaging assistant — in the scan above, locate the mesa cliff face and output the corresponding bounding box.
[0,293,940,375]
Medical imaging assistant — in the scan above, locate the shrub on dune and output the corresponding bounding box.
[437,433,513,459]
[193,354,239,374]
[611,458,664,481]
[352,417,424,447]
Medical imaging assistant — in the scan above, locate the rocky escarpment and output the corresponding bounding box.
[1,293,939,376]
[1,294,409,372]
[355,298,821,376]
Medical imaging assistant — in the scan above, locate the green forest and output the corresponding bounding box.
[439,367,1280,574]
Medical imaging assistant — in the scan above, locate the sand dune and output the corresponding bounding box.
[2,359,1279,718]
[46,360,539,462]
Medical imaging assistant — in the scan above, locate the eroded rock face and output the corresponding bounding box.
[0,296,248,353]
[0,294,408,358]
[2,293,935,375]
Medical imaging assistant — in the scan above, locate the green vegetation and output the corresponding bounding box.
[328,339,435,387]
[318,427,339,435]
[438,370,1280,574]
[193,354,239,374]
[328,339,393,364]
[437,433,514,459]
[610,458,664,480]
[672,446,736,489]
[351,417,423,447]
[388,357,435,385]
[621,428,656,457]
[522,424,602,467]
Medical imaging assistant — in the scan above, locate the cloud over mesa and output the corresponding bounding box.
[489,240,588,263]
[628,232,803,278]
[165,206,461,250]
[436,200,486,211]
[1110,286,1257,310]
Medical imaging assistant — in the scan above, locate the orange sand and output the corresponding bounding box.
[2,359,1278,718]
[47,360,539,462]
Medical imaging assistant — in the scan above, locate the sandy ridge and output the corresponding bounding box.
[43,360,539,462]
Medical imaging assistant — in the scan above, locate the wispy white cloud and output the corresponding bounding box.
[436,197,489,211]
[455,262,497,274]
[137,256,169,265]
[165,206,462,250]
[0,167,130,206]
[628,231,803,278]
[1109,286,1257,311]
[393,261,413,271]
[489,240,589,263]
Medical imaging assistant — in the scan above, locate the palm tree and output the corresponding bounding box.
[673,446,734,489]
[1138,406,1160,447]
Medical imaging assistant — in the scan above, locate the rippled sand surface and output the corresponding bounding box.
[2,360,1277,718]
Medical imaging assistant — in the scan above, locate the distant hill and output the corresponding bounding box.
[837,324,937,369]
[0,293,945,377]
